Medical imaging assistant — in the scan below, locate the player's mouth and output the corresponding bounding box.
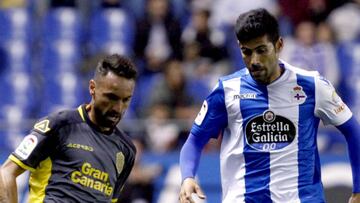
[108,115,120,121]
[249,64,264,75]
[250,69,264,77]
[106,113,121,122]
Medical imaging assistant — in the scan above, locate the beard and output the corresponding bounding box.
[93,106,121,129]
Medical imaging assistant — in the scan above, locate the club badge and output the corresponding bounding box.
[116,152,125,175]
[291,86,307,104]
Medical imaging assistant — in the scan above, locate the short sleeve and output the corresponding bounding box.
[315,76,352,126]
[190,81,228,139]
[10,114,60,171]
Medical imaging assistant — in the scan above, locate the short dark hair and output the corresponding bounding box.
[235,8,280,44]
[95,54,137,80]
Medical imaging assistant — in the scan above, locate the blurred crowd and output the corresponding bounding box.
[1,0,360,202]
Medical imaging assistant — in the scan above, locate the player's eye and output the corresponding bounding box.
[105,93,119,101]
[122,97,131,103]
[242,49,252,56]
[256,48,267,54]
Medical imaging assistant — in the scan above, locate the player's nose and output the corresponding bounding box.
[250,52,261,65]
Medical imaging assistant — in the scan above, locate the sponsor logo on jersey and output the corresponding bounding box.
[334,103,346,114]
[291,86,307,104]
[195,100,208,125]
[71,162,113,196]
[233,93,257,100]
[245,110,296,152]
[34,119,51,133]
[331,91,346,114]
[15,134,38,159]
[67,143,94,151]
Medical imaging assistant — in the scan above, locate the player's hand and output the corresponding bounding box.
[349,193,360,203]
[179,178,206,203]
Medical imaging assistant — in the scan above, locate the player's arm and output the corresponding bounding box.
[0,114,60,203]
[336,117,360,203]
[179,133,209,203]
[314,76,360,202]
[179,81,228,203]
[349,193,360,203]
[0,159,26,203]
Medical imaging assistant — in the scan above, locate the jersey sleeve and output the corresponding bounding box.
[10,114,61,171]
[314,75,352,126]
[190,80,228,139]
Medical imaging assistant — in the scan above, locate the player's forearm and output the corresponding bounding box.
[180,133,209,181]
[0,169,7,203]
[0,168,18,203]
[337,116,360,192]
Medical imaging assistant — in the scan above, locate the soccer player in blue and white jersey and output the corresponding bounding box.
[179,8,360,203]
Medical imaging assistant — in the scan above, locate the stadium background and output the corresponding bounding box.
[0,0,359,202]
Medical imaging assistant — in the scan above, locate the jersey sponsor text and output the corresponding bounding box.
[67,143,94,152]
[71,162,113,196]
[245,110,296,151]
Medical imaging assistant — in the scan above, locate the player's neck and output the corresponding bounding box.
[268,64,284,84]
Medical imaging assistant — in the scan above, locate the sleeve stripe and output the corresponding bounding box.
[9,154,36,172]
[111,198,118,202]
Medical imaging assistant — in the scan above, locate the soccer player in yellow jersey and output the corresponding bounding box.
[0,54,137,203]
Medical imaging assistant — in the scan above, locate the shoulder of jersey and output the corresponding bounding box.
[33,108,82,134]
[281,60,319,77]
[116,128,137,153]
[220,68,248,82]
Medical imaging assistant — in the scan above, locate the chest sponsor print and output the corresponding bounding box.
[70,162,113,196]
[245,110,296,152]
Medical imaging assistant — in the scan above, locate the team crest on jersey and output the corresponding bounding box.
[34,119,51,133]
[291,86,307,104]
[263,110,275,122]
[195,100,208,125]
[15,134,38,159]
[116,152,125,174]
[245,110,296,152]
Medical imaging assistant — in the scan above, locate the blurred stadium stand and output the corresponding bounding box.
[0,8,32,43]
[42,7,83,43]
[40,39,84,114]
[89,6,135,55]
[39,5,84,114]
[0,0,358,203]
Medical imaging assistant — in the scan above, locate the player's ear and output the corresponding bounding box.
[89,79,96,97]
[275,37,283,53]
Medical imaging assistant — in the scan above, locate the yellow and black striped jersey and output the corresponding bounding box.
[10,104,136,203]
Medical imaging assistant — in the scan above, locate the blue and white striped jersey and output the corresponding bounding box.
[190,60,353,203]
